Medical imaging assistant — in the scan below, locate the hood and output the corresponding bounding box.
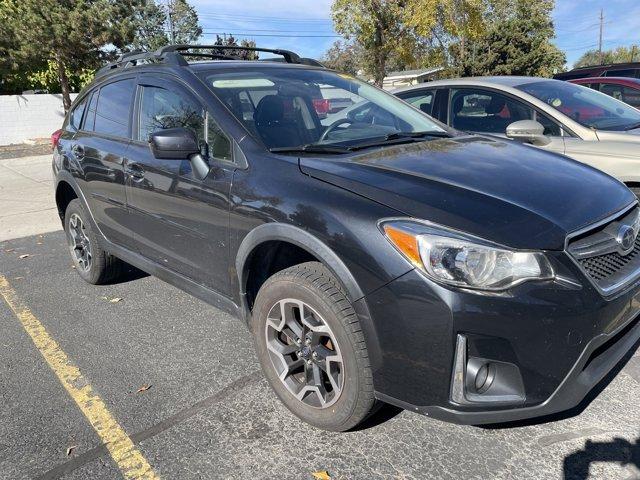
[300,136,635,250]
[596,129,640,144]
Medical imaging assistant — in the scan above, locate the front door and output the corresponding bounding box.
[125,76,235,295]
[448,87,566,155]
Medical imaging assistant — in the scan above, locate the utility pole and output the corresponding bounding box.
[167,0,175,44]
[598,9,604,65]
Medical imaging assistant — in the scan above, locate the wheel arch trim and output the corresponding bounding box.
[235,223,365,304]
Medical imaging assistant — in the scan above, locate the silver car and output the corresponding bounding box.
[394,77,640,197]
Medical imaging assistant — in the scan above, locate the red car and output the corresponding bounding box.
[569,77,640,109]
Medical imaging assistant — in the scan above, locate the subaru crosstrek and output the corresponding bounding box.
[52,45,640,431]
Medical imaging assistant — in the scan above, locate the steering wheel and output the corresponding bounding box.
[319,118,355,142]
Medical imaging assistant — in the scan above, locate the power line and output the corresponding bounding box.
[198,31,341,38]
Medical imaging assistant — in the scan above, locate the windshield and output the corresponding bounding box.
[201,68,447,151]
[516,80,640,131]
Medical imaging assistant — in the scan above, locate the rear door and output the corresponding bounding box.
[124,75,235,295]
[70,76,137,249]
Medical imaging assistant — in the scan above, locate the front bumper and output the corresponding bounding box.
[361,251,640,425]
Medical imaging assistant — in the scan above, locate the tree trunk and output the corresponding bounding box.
[55,53,71,112]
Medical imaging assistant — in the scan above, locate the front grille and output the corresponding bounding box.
[578,235,640,281]
[567,206,640,294]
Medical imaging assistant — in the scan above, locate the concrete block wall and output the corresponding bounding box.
[0,93,78,145]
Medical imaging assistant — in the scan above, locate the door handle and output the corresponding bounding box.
[71,144,85,159]
[126,163,145,180]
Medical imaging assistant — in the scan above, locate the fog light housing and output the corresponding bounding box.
[451,335,525,405]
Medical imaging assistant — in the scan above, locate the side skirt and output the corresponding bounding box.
[101,237,241,319]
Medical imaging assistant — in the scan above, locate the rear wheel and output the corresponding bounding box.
[64,199,123,284]
[251,262,377,431]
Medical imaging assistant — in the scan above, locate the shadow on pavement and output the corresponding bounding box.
[563,437,640,480]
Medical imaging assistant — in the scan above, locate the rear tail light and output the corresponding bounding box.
[51,129,63,150]
[312,98,330,115]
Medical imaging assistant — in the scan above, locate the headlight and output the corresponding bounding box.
[381,220,554,290]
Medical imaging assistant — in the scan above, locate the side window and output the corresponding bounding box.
[207,114,232,161]
[83,91,98,131]
[94,79,135,138]
[398,90,434,115]
[622,86,640,108]
[600,83,624,102]
[604,68,639,78]
[68,96,88,131]
[450,89,533,133]
[535,111,562,136]
[138,85,204,144]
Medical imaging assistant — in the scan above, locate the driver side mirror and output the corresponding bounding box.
[505,120,551,146]
[149,127,200,160]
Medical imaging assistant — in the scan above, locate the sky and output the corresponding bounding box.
[191,0,640,69]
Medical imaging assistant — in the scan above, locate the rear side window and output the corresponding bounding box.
[68,96,88,131]
[450,88,533,133]
[604,68,640,78]
[83,91,98,131]
[601,84,640,108]
[93,79,135,138]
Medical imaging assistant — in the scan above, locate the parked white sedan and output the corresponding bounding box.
[394,77,640,197]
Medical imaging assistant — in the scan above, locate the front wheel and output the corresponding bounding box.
[251,262,377,431]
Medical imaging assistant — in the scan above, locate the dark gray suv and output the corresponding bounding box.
[52,45,640,431]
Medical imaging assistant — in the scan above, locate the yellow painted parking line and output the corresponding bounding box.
[0,275,159,479]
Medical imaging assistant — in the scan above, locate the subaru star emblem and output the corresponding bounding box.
[617,225,636,254]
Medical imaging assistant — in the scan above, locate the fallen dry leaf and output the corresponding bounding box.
[5,249,14,253]
[109,297,123,303]
[136,384,152,393]
[36,242,43,245]
[311,471,331,480]
[19,254,29,259]
[66,445,77,456]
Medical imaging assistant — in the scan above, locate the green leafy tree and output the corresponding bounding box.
[132,1,169,51]
[574,45,640,68]
[167,0,202,44]
[320,40,362,75]
[211,34,259,60]
[0,0,140,110]
[331,0,407,86]
[459,0,565,77]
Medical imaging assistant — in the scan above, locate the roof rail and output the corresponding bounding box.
[95,44,306,78]
[157,44,302,64]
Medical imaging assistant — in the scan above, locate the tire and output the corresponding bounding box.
[251,261,377,431]
[64,199,123,285]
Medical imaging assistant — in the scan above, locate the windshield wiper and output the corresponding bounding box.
[269,144,353,154]
[383,130,451,140]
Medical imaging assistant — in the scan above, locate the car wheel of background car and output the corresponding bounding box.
[64,199,123,285]
[251,261,377,431]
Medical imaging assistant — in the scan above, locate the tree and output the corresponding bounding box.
[331,0,407,86]
[321,40,362,75]
[131,1,169,51]
[0,0,139,110]
[574,45,640,68]
[458,0,565,77]
[166,0,202,44]
[403,0,487,74]
[211,35,259,60]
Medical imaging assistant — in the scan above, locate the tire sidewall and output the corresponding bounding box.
[252,276,364,431]
[64,199,100,284]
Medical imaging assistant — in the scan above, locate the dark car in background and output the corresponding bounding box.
[52,46,640,431]
[554,62,640,81]
[570,77,640,109]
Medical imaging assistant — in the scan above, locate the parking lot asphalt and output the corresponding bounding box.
[1,235,640,479]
